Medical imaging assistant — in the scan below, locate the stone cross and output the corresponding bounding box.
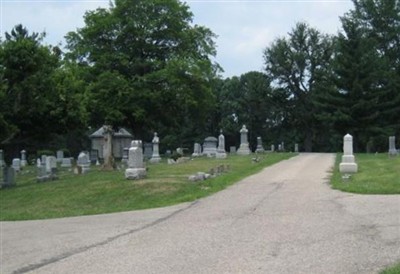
[150,132,161,163]
[216,130,227,159]
[125,140,146,179]
[339,133,358,173]
[20,150,27,167]
[388,136,398,156]
[237,125,251,155]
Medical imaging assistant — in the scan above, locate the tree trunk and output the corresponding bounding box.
[102,125,115,170]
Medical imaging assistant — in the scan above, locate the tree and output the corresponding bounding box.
[263,22,335,151]
[65,0,219,148]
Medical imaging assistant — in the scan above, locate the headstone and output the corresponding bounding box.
[77,152,90,174]
[230,146,236,154]
[216,130,227,159]
[143,143,153,160]
[202,137,218,157]
[388,136,398,156]
[61,158,72,168]
[149,132,161,163]
[237,125,251,155]
[36,165,48,182]
[255,137,265,153]
[121,148,129,164]
[46,156,57,173]
[12,158,21,172]
[192,143,202,157]
[278,144,282,151]
[281,142,285,151]
[339,133,358,173]
[0,150,5,168]
[56,150,64,163]
[125,140,146,179]
[2,167,15,187]
[295,143,299,153]
[41,155,47,165]
[89,150,99,164]
[36,158,41,167]
[271,144,275,152]
[20,150,27,167]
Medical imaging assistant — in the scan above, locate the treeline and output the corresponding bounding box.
[0,0,399,159]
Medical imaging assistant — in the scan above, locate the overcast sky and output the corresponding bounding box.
[1,0,354,78]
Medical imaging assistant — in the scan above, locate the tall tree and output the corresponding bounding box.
[263,22,335,151]
[65,0,219,148]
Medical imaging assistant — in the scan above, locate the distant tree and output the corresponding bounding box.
[65,0,220,148]
[263,22,335,151]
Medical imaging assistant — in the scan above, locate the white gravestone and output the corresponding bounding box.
[56,150,64,163]
[388,136,398,156]
[0,150,4,168]
[149,132,161,163]
[216,130,227,159]
[202,137,218,157]
[77,152,90,174]
[61,158,72,168]
[271,144,275,152]
[12,158,21,172]
[255,137,265,153]
[125,140,146,179]
[339,134,358,173]
[295,143,299,153]
[46,156,57,173]
[20,150,27,167]
[192,143,202,157]
[237,125,251,155]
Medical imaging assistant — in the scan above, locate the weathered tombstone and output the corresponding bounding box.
[41,155,47,165]
[339,134,358,174]
[278,144,282,151]
[216,130,227,159]
[143,143,153,160]
[388,136,398,157]
[271,144,275,152]
[230,146,236,154]
[192,143,202,157]
[202,137,218,157]
[61,158,72,168]
[46,156,57,173]
[281,142,285,151]
[121,148,129,164]
[36,158,41,167]
[102,125,115,170]
[237,125,251,155]
[295,143,299,153]
[125,140,146,179]
[2,167,16,187]
[255,137,265,153]
[165,150,172,157]
[56,150,64,163]
[0,150,4,168]
[89,150,99,164]
[12,158,21,172]
[77,152,90,174]
[36,165,49,182]
[20,150,27,167]
[150,132,161,163]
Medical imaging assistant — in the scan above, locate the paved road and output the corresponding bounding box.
[1,153,399,273]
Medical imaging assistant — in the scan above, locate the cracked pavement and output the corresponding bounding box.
[1,153,399,273]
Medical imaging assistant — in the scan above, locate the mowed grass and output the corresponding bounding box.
[381,262,400,274]
[0,153,294,221]
[331,153,400,194]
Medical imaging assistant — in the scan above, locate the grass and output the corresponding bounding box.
[0,153,294,221]
[330,153,400,194]
[381,262,400,274]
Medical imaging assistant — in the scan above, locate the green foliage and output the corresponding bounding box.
[0,154,293,220]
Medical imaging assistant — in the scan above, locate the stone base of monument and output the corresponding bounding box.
[125,168,147,179]
[216,151,227,159]
[389,149,398,157]
[237,144,251,155]
[339,155,358,173]
[149,157,161,164]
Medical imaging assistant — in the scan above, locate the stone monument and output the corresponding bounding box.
[20,150,27,167]
[216,130,227,159]
[0,150,4,168]
[255,137,265,153]
[125,140,146,179]
[237,125,251,155]
[192,143,202,157]
[12,158,21,172]
[388,136,398,156]
[294,143,299,153]
[56,150,64,163]
[150,132,161,163]
[339,134,358,173]
[77,152,91,174]
[202,137,218,157]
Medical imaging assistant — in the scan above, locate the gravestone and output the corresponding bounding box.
[143,143,153,160]
[61,158,72,168]
[388,136,398,156]
[125,140,146,179]
[216,130,227,159]
[281,142,285,151]
[278,144,282,151]
[295,143,299,153]
[36,158,41,167]
[202,137,218,157]
[255,137,265,153]
[36,164,49,182]
[20,150,27,167]
[192,143,202,157]
[12,158,21,172]
[150,132,161,163]
[2,167,15,188]
[46,156,57,173]
[271,144,275,152]
[56,150,64,163]
[77,152,90,174]
[121,148,129,164]
[90,150,99,164]
[237,125,251,155]
[230,146,236,154]
[339,134,358,173]
[0,150,4,168]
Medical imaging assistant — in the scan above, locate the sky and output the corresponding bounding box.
[1,0,354,78]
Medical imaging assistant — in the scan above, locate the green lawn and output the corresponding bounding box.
[381,262,400,274]
[0,153,294,220]
[330,153,400,194]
